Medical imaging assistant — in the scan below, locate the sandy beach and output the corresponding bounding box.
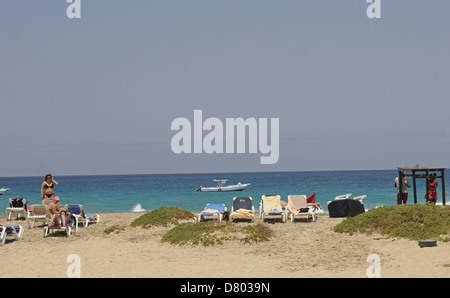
[1,211,449,278]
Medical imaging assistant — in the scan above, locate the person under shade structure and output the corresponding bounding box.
[427,173,438,205]
[395,172,411,205]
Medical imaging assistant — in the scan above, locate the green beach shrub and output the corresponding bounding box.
[130,206,195,227]
[104,225,126,234]
[334,204,450,241]
[161,222,273,246]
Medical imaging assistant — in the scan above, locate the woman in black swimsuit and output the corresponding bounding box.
[41,173,59,203]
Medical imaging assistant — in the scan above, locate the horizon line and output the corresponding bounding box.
[0,168,415,179]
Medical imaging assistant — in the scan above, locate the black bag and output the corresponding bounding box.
[10,198,26,209]
[328,199,365,218]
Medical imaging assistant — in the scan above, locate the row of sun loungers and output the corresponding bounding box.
[261,194,317,223]
[2,199,100,245]
[27,204,100,233]
[3,193,364,245]
[198,195,318,223]
[197,197,258,223]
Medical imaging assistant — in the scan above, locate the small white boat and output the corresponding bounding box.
[196,179,250,192]
[0,187,10,195]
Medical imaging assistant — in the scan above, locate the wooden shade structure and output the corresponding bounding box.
[397,167,446,205]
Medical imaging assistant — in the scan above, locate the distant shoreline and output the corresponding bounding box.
[0,168,400,179]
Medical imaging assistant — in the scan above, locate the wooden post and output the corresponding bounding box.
[441,169,446,205]
[412,170,417,204]
[398,170,403,205]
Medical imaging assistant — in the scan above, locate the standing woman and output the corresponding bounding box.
[41,173,59,204]
[427,173,438,205]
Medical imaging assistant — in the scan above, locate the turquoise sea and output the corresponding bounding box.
[0,170,448,213]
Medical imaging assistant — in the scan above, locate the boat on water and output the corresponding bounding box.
[0,187,10,195]
[196,179,250,192]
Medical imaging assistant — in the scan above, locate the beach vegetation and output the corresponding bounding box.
[130,206,195,227]
[161,222,273,246]
[104,225,126,234]
[334,204,450,241]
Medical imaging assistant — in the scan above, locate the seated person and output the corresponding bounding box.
[48,196,72,227]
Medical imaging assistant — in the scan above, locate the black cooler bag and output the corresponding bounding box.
[328,199,365,218]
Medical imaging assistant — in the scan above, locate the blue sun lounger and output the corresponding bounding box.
[0,224,24,246]
[65,204,100,232]
[197,203,227,222]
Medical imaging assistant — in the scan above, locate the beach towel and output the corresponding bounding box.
[201,209,219,215]
[288,195,308,213]
[262,195,282,213]
[229,209,254,219]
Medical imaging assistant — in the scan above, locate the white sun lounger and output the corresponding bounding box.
[0,224,24,246]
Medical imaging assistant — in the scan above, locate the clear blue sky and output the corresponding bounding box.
[1,1,449,177]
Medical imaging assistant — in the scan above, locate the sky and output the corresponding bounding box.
[0,0,449,177]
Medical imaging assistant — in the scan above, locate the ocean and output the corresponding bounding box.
[1,170,448,213]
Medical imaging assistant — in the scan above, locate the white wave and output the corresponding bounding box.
[436,202,450,206]
[132,204,145,212]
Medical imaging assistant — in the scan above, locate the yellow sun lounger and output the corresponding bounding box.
[259,195,286,223]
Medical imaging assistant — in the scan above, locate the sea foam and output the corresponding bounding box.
[132,204,145,212]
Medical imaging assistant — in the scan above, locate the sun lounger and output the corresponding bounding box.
[259,195,286,223]
[64,204,100,232]
[229,197,255,222]
[43,216,75,237]
[27,204,51,228]
[287,195,317,222]
[5,198,28,221]
[333,193,352,200]
[44,225,72,237]
[197,203,227,222]
[352,195,367,204]
[0,224,24,246]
